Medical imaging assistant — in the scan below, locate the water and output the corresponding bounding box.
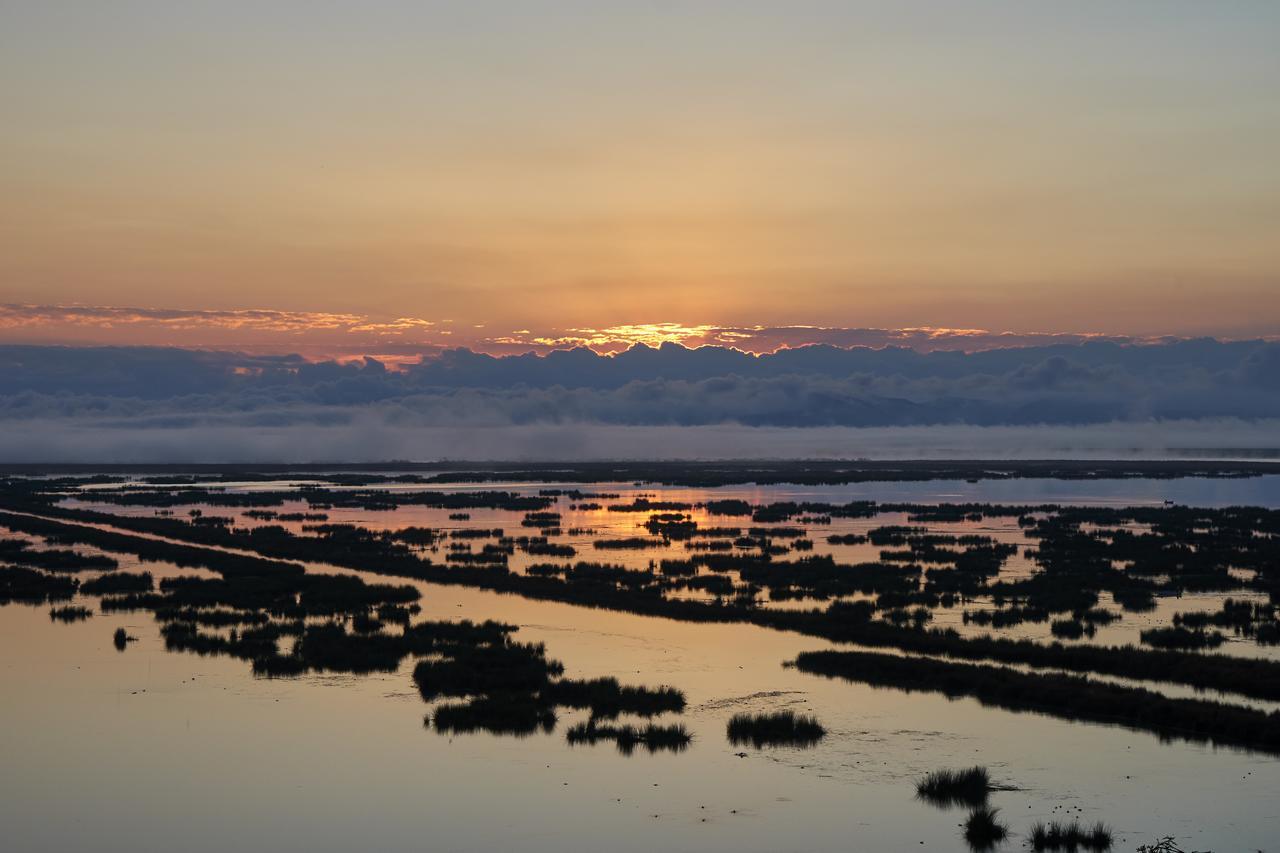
[3,475,1278,852]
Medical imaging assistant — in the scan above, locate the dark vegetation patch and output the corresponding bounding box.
[1174,598,1279,645]
[916,766,992,808]
[0,536,117,572]
[792,649,1280,755]
[1139,626,1226,650]
[726,710,826,748]
[49,604,93,622]
[1,565,78,604]
[1030,820,1113,851]
[80,571,154,595]
[414,633,687,748]
[566,721,691,755]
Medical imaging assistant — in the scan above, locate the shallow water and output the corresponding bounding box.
[3,475,1279,852]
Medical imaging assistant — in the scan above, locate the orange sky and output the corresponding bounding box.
[2,3,1278,346]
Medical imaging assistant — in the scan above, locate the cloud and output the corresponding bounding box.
[15,303,1274,358]
[495,324,1147,354]
[0,304,370,333]
[1,338,1278,461]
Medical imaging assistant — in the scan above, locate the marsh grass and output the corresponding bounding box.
[112,627,134,650]
[726,710,826,748]
[80,571,154,595]
[566,721,692,755]
[431,695,558,737]
[916,766,991,807]
[1030,820,1113,851]
[49,604,93,622]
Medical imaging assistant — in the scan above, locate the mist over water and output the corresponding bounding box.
[2,418,1278,464]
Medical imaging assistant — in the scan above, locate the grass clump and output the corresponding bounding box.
[1030,820,1113,851]
[916,766,991,807]
[566,721,692,755]
[112,627,136,650]
[80,571,154,595]
[726,710,826,748]
[49,605,93,622]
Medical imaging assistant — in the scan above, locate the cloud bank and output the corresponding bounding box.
[0,339,1278,461]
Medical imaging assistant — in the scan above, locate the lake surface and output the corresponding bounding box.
[3,474,1278,852]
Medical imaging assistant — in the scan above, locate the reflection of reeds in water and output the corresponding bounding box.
[726,710,826,748]
[431,695,558,737]
[916,766,991,808]
[963,805,1008,850]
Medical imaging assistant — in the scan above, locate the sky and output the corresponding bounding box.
[2,1,1279,356]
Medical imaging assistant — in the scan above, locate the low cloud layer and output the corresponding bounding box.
[0,339,1278,461]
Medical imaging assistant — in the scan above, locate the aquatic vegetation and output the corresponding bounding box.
[1050,618,1094,640]
[432,695,558,737]
[916,766,991,807]
[80,571,154,595]
[113,627,135,650]
[0,565,78,605]
[1139,626,1225,650]
[1174,599,1278,645]
[566,721,691,755]
[1029,820,1113,851]
[409,633,688,746]
[593,537,665,550]
[794,649,1280,754]
[0,541,117,572]
[543,677,685,719]
[49,605,93,622]
[963,805,1008,849]
[726,710,826,748]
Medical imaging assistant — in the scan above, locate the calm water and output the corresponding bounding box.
[3,476,1279,852]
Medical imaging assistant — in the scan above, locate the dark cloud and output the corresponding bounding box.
[0,339,1278,461]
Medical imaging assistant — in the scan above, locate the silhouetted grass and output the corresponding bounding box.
[1030,820,1113,851]
[49,605,93,622]
[1050,618,1094,640]
[916,766,991,807]
[566,721,692,755]
[0,565,78,604]
[431,695,557,737]
[112,627,134,650]
[80,571,154,595]
[794,649,1280,754]
[543,677,685,719]
[1140,626,1225,650]
[726,710,826,748]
